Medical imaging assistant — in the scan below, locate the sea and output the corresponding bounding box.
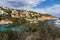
[48,18,60,28]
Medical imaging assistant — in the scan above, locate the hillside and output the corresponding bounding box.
[0,7,58,24]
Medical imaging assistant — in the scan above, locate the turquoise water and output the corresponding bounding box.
[0,24,24,32]
[0,27,23,32]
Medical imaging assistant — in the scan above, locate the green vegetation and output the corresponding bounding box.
[3,8,12,17]
[0,14,2,21]
[0,31,21,40]
[11,17,26,25]
[20,21,60,40]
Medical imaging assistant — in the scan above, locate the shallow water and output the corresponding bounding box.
[0,24,24,32]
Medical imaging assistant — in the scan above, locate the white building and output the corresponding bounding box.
[28,19,38,23]
[0,10,8,14]
[0,10,4,14]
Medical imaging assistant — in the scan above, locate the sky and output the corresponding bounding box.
[0,0,60,17]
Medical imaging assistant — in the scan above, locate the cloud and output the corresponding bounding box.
[8,1,26,7]
[26,4,60,14]
[0,0,46,8]
[45,4,60,17]
[45,4,60,14]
